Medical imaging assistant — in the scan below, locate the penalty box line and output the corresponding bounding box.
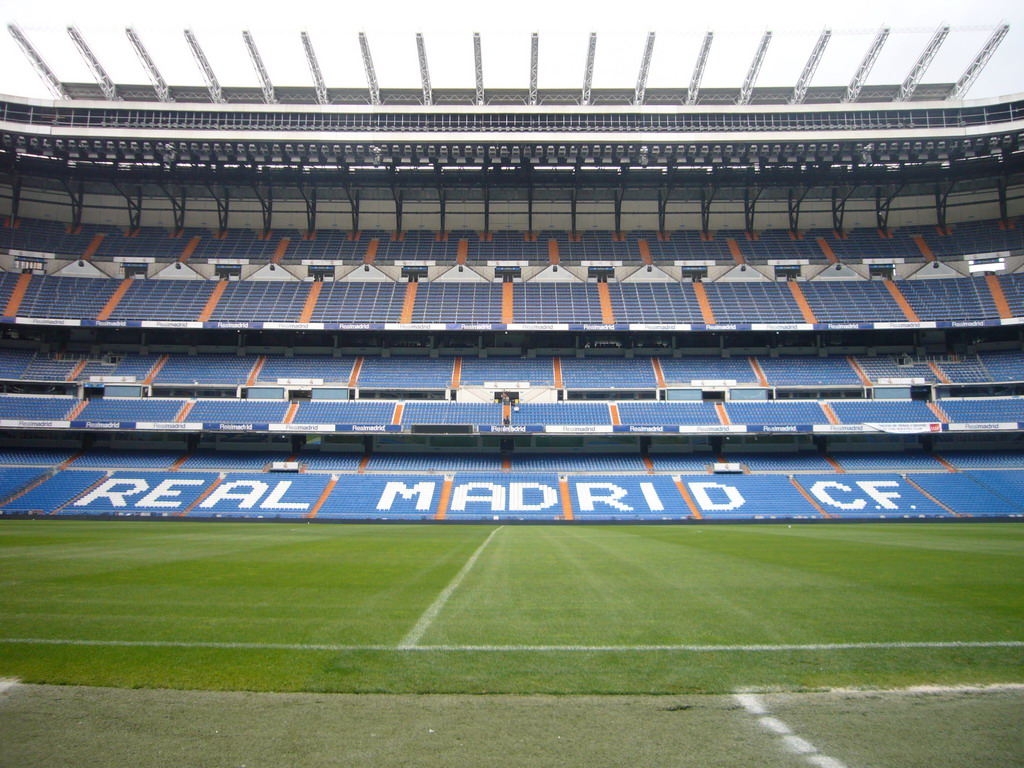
[0,639,1021,653]
[397,525,504,649]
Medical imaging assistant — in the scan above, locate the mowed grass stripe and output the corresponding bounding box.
[0,522,497,647]
[399,526,503,648]
[409,525,1024,647]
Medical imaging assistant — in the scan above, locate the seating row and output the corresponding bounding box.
[2,272,1023,325]
[0,395,1017,426]
[4,217,1022,264]
[4,350,1023,388]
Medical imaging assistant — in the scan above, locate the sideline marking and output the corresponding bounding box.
[0,639,1019,653]
[0,678,19,694]
[397,526,503,649]
[734,692,848,768]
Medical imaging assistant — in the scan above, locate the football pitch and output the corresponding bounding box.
[0,520,1021,694]
[1,520,1023,767]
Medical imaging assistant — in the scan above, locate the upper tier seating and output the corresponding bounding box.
[463,231,549,264]
[308,282,405,322]
[0,396,78,420]
[799,281,906,322]
[373,231,461,262]
[823,228,918,261]
[644,231,735,263]
[516,284,603,323]
[1,346,1022,389]
[209,282,309,322]
[413,284,502,322]
[899,277,998,321]
[94,226,184,261]
[724,401,828,425]
[560,358,657,389]
[283,231,366,262]
[607,284,704,323]
[854,357,937,383]
[659,357,758,385]
[154,354,256,385]
[188,400,291,423]
[0,219,115,259]
[18,275,117,318]
[939,398,1024,423]
[4,216,1023,265]
[458,357,555,386]
[0,272,1020,326]
[256,355,358,384]
[934,356,991,384]
[358,357,455,389]
[923,219,1024,258]
[515,402,610,425]
[977,351,1024,383]
[401,402,500,425]
[77,398,184,422]
[292,401,395,424]
[615,402,720,425]
[999,273,1024,317]
[736,230,827,263]
[828,400,940,424]
[20,355,78,381]
[702,283,805,323]
[111,279,217,321]
[756,356,861,386]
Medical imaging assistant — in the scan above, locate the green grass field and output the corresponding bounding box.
[1,520,1022,694]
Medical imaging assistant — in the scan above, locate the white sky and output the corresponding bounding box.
[1,0,1021,100]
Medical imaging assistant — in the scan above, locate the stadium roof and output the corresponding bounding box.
[1,23,1017,108]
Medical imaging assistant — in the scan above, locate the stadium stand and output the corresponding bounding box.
[756,356,861,386]
[154,355,255,385]
[77,398,185,422]
[616,402,721,425]
[291,400,395,425]
[560,358,657,389]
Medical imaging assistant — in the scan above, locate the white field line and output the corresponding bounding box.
[0,678,19,694]
[734,692,849,768]
[398,526,503,649]
[0,638,1020,653]
[824,682,1024,696]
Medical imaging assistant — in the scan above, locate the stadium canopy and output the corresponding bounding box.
[5,24,1011,107]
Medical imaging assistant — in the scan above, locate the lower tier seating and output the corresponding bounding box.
[3,468,1021,520]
